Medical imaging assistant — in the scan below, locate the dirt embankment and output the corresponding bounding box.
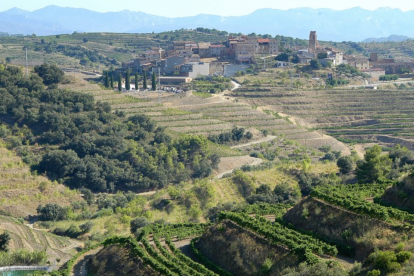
[195,220,298,276]
[87,244,158,276]
[283,197,401,260]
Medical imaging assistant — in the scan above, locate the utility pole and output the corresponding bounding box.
[158,67,161,105]
[25,47,28,78]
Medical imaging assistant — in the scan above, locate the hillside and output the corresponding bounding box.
[283,197,399,260]
[0,215,81,265]
[363,35,413,43]
[88,244,158,276]
[195,219,299,275]
[0,142,82,218]
[231,88,414,149]
[3,29,414,276]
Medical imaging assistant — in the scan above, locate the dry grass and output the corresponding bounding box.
[0,144,82,218]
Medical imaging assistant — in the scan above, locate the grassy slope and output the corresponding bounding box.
[0,141,82,218]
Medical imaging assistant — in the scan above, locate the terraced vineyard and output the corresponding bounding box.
[310,183,414,225]
[100,210,338,276]
[102,224,222,276]
[231,89,414,148]
[64,73,351,156]
[0,215,80,265]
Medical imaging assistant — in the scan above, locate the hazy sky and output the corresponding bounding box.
[1,0,414,17]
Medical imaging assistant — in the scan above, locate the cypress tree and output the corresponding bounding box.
[125,71,130,91]
[118,73,122,92]
[110,74,114,88]
[134,72,138,91]
[151,72,156,91]
[143,70,147,90]
[104,72,109,88]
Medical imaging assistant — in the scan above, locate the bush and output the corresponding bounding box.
[379,74,399,81]
[37,204,66,221]
[337,156,354,174]
[232,170,255,197]
[130,217,149,234]
[367,249,407,273]
[0,249,47,266]
[79,221,94,233]
[396,251,412,263]
[367,270,381,276]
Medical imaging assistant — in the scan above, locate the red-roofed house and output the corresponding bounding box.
[256,39,279,55]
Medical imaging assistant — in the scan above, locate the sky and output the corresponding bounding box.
[1,0,414,17]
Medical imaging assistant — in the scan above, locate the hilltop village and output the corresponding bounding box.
[120,31,414,87]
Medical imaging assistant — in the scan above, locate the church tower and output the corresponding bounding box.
[309,31,318,53]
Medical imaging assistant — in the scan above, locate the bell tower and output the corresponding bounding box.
[309,31,318,53]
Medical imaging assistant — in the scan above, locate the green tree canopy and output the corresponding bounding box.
[151,71,156,91]
[143,70,147,90]
[0,232,10,252]
[356,145,392,183]
[125,70,130,91]
[34,64,64,85]
[310,59,322,70]
[337,156,354,174]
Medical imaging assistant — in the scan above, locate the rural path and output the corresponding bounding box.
[71,246,103,276]
[215,156,263,179]
[137,191,157,196]
[347,79,414,88]
[172,238,201,263]
[230,135,277,149]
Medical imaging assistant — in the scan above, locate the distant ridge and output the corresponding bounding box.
[363,35,413,43]
[1,6,414,41]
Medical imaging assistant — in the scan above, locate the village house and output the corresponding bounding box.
[369,53,414,74]
[198,42,211,58]
[162,56,187,75]
[209,44,226,58]
[180,62,210,78]
[347,57,370,70]
[256,39,279,55]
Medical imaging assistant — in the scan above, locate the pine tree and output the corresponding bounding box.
[125,70,130,91]
[110,74,114,88]
[118,73,122,92]
[104,72,109,88]
[151,72,156,91]
[143,70,147,90]
[134,72,138,91]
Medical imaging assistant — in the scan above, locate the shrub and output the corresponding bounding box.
[79,221,94,233]
[337,156,354,174]
[367,270,381,276]
[396,251,412,263]
[130,217,149,233]
[37,204,66,221]
[232,170,255,197]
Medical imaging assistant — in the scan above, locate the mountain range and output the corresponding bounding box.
[1,6,414,41]
[362,35,413,43]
